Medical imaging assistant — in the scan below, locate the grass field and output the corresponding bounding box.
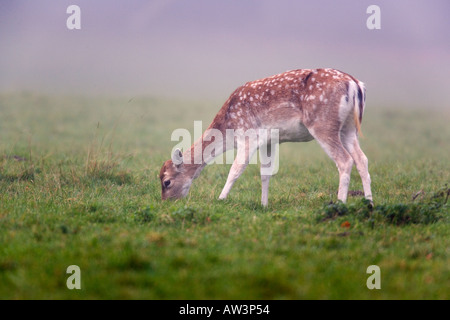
[0,92,449,299]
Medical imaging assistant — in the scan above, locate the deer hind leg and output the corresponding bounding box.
[218,138,258,201]
[341,130,373,204]
[310,128,354,203]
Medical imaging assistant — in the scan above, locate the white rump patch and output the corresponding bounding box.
[338,80,358,124]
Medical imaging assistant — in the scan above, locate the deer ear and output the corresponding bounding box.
[171,148,184,167]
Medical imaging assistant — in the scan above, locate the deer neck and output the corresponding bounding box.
[183,125,225,180]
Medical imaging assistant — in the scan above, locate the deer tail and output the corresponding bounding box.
[353,80,366,137]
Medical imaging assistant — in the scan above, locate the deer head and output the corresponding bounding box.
[159,149,196,200]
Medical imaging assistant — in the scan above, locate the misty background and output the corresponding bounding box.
[1,0,449,108]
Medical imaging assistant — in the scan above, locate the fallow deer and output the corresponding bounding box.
[159,68,373,206]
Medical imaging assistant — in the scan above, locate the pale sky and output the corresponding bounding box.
[1,0,449,107]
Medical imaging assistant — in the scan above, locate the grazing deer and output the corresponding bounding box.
[159,68,372,206]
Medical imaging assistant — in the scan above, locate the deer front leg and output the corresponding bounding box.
[260,174,271,207]
[219,140,257,201]
[218,161,249,200]
[260,143,276,207]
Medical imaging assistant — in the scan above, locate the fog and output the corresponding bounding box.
[1,0,449,107]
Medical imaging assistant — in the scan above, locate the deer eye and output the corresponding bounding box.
[164,180,171,188]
